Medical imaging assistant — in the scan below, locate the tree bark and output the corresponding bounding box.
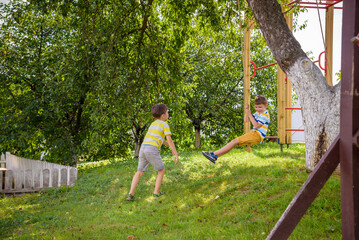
[195,127,201,149]
[247,0,340,170]
[134,139,142,158]
[132,124,147,158]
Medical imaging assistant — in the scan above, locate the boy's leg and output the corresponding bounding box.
[142,146,165,196]
[213,131,261,158]
[238,131,262,153]
[154,168,165,195]
[128,171,145,196]
[214,138,239,158]
[128,146,150,197]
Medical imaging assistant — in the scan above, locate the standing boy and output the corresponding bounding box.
[202,95,270,163]
[126,104,178,200]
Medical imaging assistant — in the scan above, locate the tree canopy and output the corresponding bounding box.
[1,0,281,165]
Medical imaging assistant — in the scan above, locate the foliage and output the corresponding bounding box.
[182,23,245,148]
[0,1,91,164]
[0,0,193,163]
[176,2,278,149]
[249,30,278,139]
[1,0,286,164]
[0,144,341,239]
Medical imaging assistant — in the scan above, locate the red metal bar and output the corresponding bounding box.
[285,107,302,110]
[288,0,342,5]
[287,0,343,9]
[251,51,327,79]
[296,2,337,6]
[287,0,341,5]
[318,51,327,72]
[265,136,279,139]
[312,51,327,72]
[285,129,304,131]
[326,0,343,8]
[300,6,342,10]
[255,62,278,70]
[250,61,257,78]
[250,61,278,78]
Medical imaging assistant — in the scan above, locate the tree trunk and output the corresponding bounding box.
[134,140,141,158]
[133,134,145,158]
[195,127,201,149]
[247,0,340,170]
[133,126,146,158]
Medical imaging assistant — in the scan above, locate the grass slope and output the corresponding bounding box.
[0,143,341,239]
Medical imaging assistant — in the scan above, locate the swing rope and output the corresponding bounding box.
[315,0,328,73]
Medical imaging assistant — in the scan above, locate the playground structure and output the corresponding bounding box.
[243,0,358,239]
[243,0,342,150]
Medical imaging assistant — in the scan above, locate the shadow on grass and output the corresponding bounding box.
[250,143,305,161]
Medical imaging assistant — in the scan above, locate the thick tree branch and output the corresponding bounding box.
[246,0,307,72]
[138,0,153,47]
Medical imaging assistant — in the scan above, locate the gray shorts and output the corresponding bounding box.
[137,145,165,171]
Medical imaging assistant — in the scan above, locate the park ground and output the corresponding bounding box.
[0,143,341,239]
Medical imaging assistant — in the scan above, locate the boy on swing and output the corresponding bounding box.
[126,104,178,201]
[202,95,270,163]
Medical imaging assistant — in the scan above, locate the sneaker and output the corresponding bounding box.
[202,151,217,163]
[126,194,135,201]
[153,192,165,198]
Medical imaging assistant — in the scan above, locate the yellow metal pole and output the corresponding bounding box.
[277,65,286,146]
[325,6,334,86]
[285,11,293,145]
[243,21,253,135]
[277,6,294,147]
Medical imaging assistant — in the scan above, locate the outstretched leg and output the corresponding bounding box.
[214,138,239,157]
[202,131,261,163]
[213,131,261,158]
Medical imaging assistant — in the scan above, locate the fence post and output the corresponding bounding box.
[5,170,13,190]
[0,169,3,190]
[15,170,23,191]
[43,169,50,189]
[70,168,77,186]
[60,168,67,186]
[25,170,32,190]
[34,169,41,189]
[52,168,59,188]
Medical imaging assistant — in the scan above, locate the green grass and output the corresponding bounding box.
[0,143,341,239]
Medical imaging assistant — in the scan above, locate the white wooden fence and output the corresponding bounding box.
[1,152,77,193]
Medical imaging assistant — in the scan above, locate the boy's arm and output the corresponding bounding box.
[165,135,178,165]
[245,105,262,129]
[248,114,262,128]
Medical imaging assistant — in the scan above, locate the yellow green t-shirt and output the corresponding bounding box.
[142,120,171,150]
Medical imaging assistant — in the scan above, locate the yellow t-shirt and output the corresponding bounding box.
[142,120,171,150]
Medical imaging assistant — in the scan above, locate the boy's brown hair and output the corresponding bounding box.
[152,104,168,119]
[254,95,267,105]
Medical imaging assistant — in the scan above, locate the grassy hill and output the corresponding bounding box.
[0,143,341,239]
